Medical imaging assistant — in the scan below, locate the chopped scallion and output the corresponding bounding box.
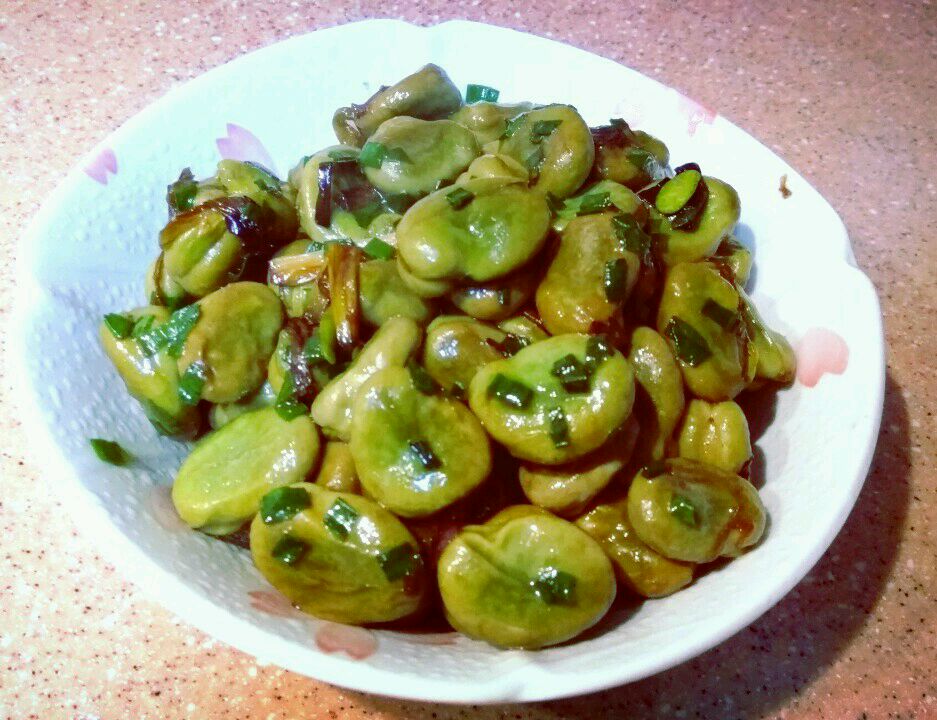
[584,335,614,371]
[131,314,156,339]
[525,146,545,180]
[178,360,207,406]
[577,191,612,215]
[548,407,571,448]
[103,313,134,339]
[604,258,630,303]
[531,566,577,605]
[550,353,591,393]
[166,168,198,213]
[260,486,311,525]
[530,119,562,143]
[502,114,526,138]
[408,440,441,470]
[363,238,395,260]
[359,142,410,168]
[377,542,419,582]
[272,535,309,565]
[487,373,533,409]
[669,493,699,527]
[446,186,475,210]
[465,83,500,103]
[665,317,712,366]
[408,361,439,395]
[89,438,131,466]
[136,304,200,358]
[275,369,308,421]
[323,497,360,540]
[701,298,738,330]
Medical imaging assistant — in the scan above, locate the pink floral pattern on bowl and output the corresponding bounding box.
[678,94,717,136]
[216,123,276,173]
[796,327,850,387]
[83,148,118,185]
[247,589,305,619]
[315,622,378,660]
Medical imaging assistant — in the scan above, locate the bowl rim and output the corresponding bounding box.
[12,18,886,703]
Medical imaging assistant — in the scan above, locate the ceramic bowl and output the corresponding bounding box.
[14,19,884,703]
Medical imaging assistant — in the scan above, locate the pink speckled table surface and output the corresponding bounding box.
[1,1,935,718]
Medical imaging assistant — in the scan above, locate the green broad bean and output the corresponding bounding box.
[359,259,435,327]
[450,263,541,322]
[657,262,754,401]
[591,123,670,189]
[536,213,641,335]
[628,326,686,463]
[497,315,550,345]
[160,203,244,298]
[456,153,529,185]
[350,366,492,517]
[362,118,479,196]
[314,441,360,494]
[740,287,797,385]
[422,315,507,392]
[450,102,535,146]
[437,505,616,649]
[208,381,276,430]
[626,458,766,563]
[332,64,463,147]
[99,306,201,438]
[713,234,753,287]
[656,178,741,266]
[177,282,283,404]
[468,334,634,464]
[250,483,426,623]
[519,416,639,517]
[172,408,320,535]
[575,498,694,598]
[310,316,422,440]
[552,180,642,232]
[497,105,595,198]
[677,399,752,474]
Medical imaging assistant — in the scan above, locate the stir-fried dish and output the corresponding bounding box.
[97,65,795,649]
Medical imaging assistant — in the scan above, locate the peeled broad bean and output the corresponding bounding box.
[536,213,642,335]
[314,441,360,494]
[469,334,634,464]
[576,499,694,598]
[740,287,796,385]
[519,416,639,517]
[359,259,435,327]
[362,118,479,197]
[396,177,551,284]
[591,120,670,189]
[438,505,616,649]
[422,316,507,392]
[497,105,595,198]
[99,306,201,438]
[332,64,463,147]
[628,326,686,462]
[626,458,766,563]
[450,102,534,146]
[177,282,283,404]
[656,178,741,266]
[310,316,422,440]
[713,235,753,287]
[677,399,752,474]
[250,483,426,623]
[450,262,540,322]
[657,262,754,401]
[350,366,492,517]
[172,408,320,535]
[208,382,276,430]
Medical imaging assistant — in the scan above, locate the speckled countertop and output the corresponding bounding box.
[1,1,935,718]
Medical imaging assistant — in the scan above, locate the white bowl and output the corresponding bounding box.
[14,19,884,703]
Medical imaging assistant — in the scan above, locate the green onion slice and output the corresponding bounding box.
[502,114,526,138]
[531,566,577,605]
[446,187,474,210]
[465,84,500,103]
[323,497,360,540]
[603,258,630,303]
[272,536,309,565]
[548,407,571,448]
[178,360,207,406]
[665,317,712,366]
[408,361,439,395]
[103,313,134,339]
[89,438,131,466]
[701,298,738,330]
[584,335,614,371]
[362,238,395,260]
[136,304,200,358]
[487,373,533,409]
[550,353,591,393]
[260,486,311,525]
[530,119,562,143]
[408,440,442,470]
[377,543,419,582]
[577,191,612,215]
[669,493,699,527]
[275,369,308,421]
